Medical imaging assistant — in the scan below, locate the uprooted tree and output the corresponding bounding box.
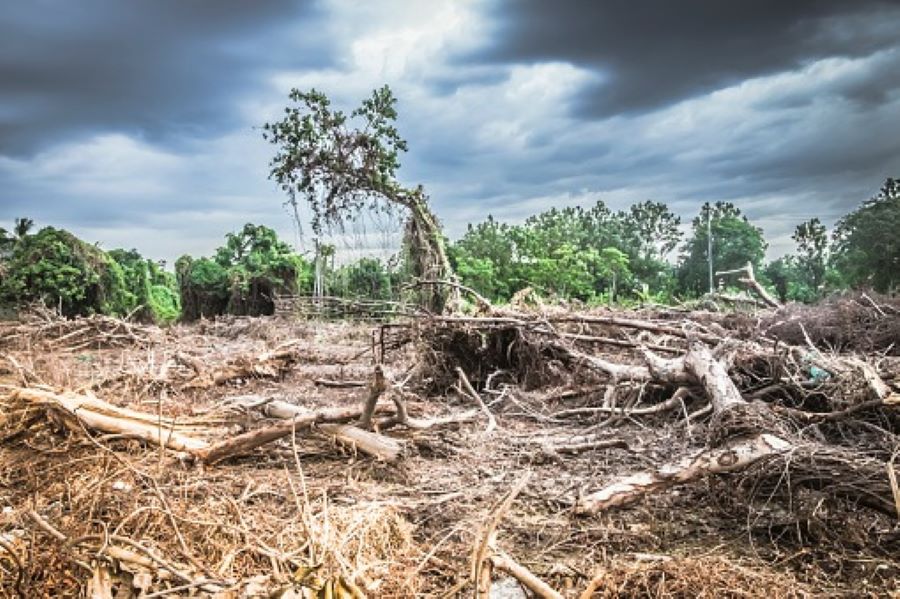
[263,85,455,313]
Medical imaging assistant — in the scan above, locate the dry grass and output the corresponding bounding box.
[0,312,897,597]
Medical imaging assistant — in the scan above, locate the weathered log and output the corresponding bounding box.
[358,365,387,430]
[7,387,210,453]
[258,396,402,461]
[576,339,794,514]
[575,433,793,514]
[317,423,403,461]
[197,403,394,464]
[554,345,690,384]
[683,342,744,414]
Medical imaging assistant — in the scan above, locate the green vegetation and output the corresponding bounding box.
[176,223,312,320]
[831,178,900,293]
[677,202,767,296]
[449,200,681,304]
[108,249,180,324]
[0,178,897,321]
[449,181,898,305]
[330,257,396,301]
[263,85,453,312]
[0,227,130,317]
[0,225,180,321]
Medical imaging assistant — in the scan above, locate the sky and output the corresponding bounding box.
[2,0,900,265]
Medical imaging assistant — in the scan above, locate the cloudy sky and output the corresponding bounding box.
[2,0,899,264]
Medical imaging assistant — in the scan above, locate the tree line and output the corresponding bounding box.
[450,179,898,305]
[0,176,896,322]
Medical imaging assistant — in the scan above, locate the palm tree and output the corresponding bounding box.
[13,217,34,240]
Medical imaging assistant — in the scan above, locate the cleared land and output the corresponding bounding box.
[1,296,898,597]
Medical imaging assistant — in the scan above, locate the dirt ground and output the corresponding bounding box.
[1,312,898,597]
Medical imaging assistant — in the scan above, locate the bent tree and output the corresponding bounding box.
[262,86,454,312]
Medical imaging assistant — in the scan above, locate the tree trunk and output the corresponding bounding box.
[403,189,457,313]
[575,433,792,514]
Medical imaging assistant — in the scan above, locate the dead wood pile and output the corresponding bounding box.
[408,303,899,595]
[0,306,164,351]
[0,300,898,597]
[762,291,900,355]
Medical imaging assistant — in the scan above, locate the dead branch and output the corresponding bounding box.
[554,387,693,420]
[575,433,793,514]
[358,365,388,430]
[7,386,211,453]
[196,402,395,464]
[314,378,366,388]
[177,342,300,389]
[489,551,564,599]
[716,261,782,309]
[455,367,497,433]
[472,472,531,598]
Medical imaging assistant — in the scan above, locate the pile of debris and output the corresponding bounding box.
[0,306,164,352]
[0,296,897,596]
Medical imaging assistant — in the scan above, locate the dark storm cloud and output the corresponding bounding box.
[473,0,900,117]
[0,0,328,156]
[1,0,899,265]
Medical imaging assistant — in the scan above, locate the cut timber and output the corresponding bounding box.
[317,423,402,462]
[716,261,782,309]
[198,400,397,464]
[260,397,401,462]
[7,387,210,453]
[575,433,793,514]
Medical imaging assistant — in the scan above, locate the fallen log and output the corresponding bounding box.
[196,402,396,464]
[575,433,792,514]
[5,387,211,453]
[5,384,401,464]
[577,339,789,515]
[576,338,897,518]
[258,397,402,462]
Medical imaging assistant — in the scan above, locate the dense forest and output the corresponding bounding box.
[0,177,897,322]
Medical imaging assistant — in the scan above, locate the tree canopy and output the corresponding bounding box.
[831,178,900,293]
[263,85,453,312]
[177,223,311,320]
[677,202,767,296]
[0,226,132,317]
